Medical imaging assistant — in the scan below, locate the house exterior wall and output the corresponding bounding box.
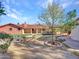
[24,28,47,34]
[24,29,31,33]
[0,25,23,34]
[0,23,49,34]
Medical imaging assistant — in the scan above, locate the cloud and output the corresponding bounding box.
[2,3,18,19]
[60,0,79,9]
[37,0,53,9]
[59,0,69,3]
[3,2,11,13]
[7,11,32,24]
[37,0,72,9]
[7,13,19,20]
[7,11,27,21]
[61,3,70,8]
[11,9,22,16]
[7,8,32,22]
[2,2,30,22]
[47,0,53,5]
[61,1,72,9]
[2,2,23,20]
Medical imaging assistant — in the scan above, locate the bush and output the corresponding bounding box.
[0,33,12,39]
[0,43,9,49]
[11,34,27,39]
[0,33,13,53]
[0,43,9,53]
[11,34,33,39]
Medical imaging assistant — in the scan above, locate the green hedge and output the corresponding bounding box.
[0,33,32,39]
[0,33,12,39]
[11,34,32,39]
[11,34,26,39]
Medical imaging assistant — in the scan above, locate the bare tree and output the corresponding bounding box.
[39,2,64,41]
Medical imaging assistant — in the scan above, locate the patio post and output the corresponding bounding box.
[31,29,32,34]
[36,29,38,34]
[22,29,24,34]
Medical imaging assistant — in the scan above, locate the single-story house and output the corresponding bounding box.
[0,23,48,34]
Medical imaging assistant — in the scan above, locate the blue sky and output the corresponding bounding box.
[0,0,79,25]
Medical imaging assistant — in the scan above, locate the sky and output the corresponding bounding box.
[0,0,79,25]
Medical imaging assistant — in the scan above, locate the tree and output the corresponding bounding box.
[61,9,77,34]
[0,2,6,16]
[39,2,64,40]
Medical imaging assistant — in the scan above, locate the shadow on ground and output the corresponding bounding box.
[7,41,79,59]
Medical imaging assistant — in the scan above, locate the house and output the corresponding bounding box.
[20,23,48,34]
[0,23,48,34]
[0,23,24,34]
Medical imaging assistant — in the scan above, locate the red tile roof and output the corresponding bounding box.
[0,23,23,29]
[19,24,47,29]
[0,23,48,29]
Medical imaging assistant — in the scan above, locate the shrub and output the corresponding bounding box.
[0,43,9,53]
[11,34,27,39]
[0,33,13,53]
[0,33,12,39]
[0,43,9,49]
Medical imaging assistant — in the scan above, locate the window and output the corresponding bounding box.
[18,28,21,30]
[42,29,45,31]
[32,29,36,33]
[9,28,12,31]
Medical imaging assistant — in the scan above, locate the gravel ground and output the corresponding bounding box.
[6,42,78,59]
[0,53,11,59]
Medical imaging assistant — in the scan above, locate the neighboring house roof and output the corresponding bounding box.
[19,24,47,29]
[0,23,23,29]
